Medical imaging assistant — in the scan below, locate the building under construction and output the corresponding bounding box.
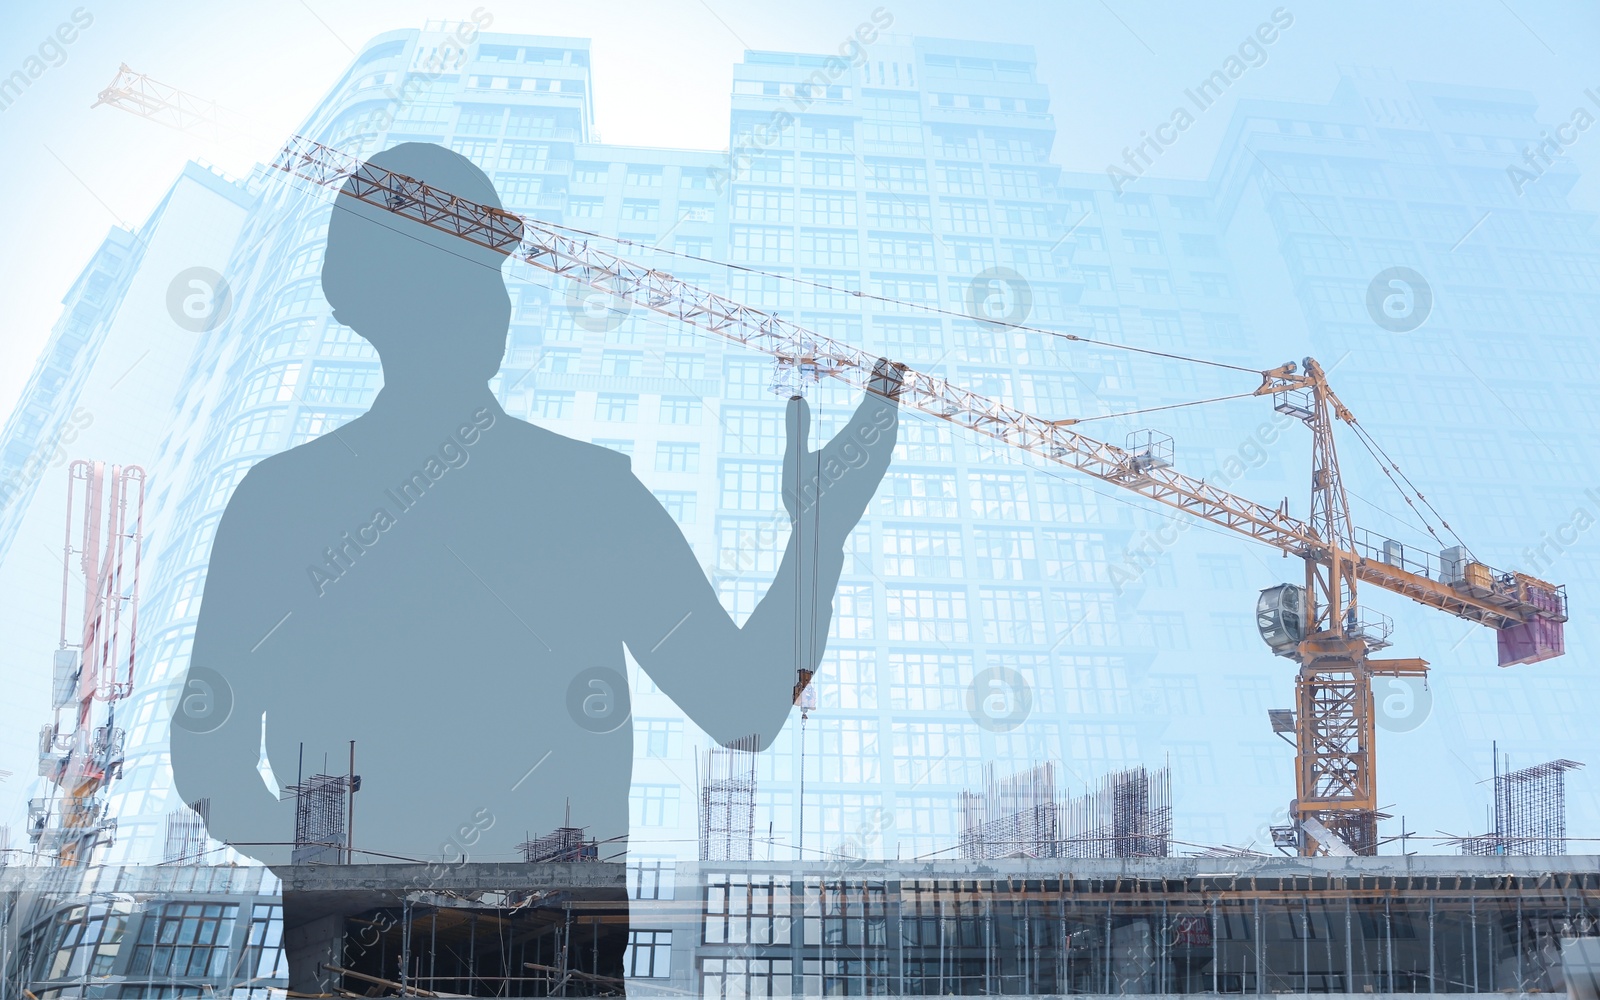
[5,856,1600,997]
[960,763,1173,861]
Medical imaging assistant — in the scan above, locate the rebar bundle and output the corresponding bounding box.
[699,734,760,862]
[960,762,1172,859]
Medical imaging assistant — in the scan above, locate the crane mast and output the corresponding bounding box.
[264,133,1568,857]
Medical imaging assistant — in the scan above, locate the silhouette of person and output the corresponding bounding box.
[169,142,899,990]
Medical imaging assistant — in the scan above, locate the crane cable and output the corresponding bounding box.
[1061,391,1260,425]
[529,217,1262,375]
[1345,417,1473,559]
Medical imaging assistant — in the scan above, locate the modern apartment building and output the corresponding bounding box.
[3,27,1594,871]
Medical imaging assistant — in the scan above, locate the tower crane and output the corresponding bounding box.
[247,134,1565,856]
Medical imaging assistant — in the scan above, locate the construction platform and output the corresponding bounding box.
[3,855,1599,997]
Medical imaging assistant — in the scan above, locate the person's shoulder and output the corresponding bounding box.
[223,430,355,517]
[498,415,634,475]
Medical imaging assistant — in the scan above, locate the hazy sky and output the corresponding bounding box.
[2,1,1599,417]
[2,0,1599,856]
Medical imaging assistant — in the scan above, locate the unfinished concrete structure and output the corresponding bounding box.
[7,857,1599,997]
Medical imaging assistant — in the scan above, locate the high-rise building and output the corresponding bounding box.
[5,27,1595,869]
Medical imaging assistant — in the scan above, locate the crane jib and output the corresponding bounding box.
[267,135,1566,656]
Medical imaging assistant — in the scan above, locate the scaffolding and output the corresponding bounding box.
[699,734,760,862]
[960,763,1172,860]
[517,826,598,864]
[1458,757,1584,856]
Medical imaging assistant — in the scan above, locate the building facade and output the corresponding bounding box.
[2,27,1595,869]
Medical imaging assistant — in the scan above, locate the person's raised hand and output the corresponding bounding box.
[781,358,904,531]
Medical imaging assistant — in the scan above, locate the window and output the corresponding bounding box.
[1122,229,1162,254]
[733,187,793,222]
[980,586,1046,644]
[304,364,380,405]
[595,393,638,421]
[864,158,928,191]
[538,348,580,374]
[535,390,573,419]
[796,190,855,225]
[1077,265,1112,291]
[891,721,982,785]
[866,194,931,228]
[1132,268,1173,294]
[888,651,971,711]
[600,350,643,377]
[743,153,794,184]
[936,164,984,195]
[568,196,604,217]
[1114,193,1153,216]
[457,108,499,133]
[881,525,964,577]
[621,198,659,221]
[874,319,943,362]
[664,353,705,381]
[629,784,679,826]
[807,730,883,797]
[867,234,934,269]
[968,471,1030,519]
[656,442,700,473]
[629,858,677,899]
[625,930,673,978]
[798,228,858,266]
[1068,228,1105,254]
[973,527,1037,579]
[659,396,701,424]
[626,166,664,186]
[129,902,238,978]
[1142,610,1189,648]
[832,585,870,640]
[653,490,697,524]
[730,225,793,263]
[722,406,785,456]
[498,141,549,171]
[506,108,558,137]
[636,718,683,757]
[573,161,608,184]
[244,903,285,982]
[799,154,855,186]
[886,587,970,642]
[880,470,958,517]
[800,121,854,150]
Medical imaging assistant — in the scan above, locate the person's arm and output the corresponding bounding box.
[621,361,902,748]
[169,469,296,865]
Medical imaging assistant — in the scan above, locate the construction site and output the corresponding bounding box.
[0,17,1597,1000]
